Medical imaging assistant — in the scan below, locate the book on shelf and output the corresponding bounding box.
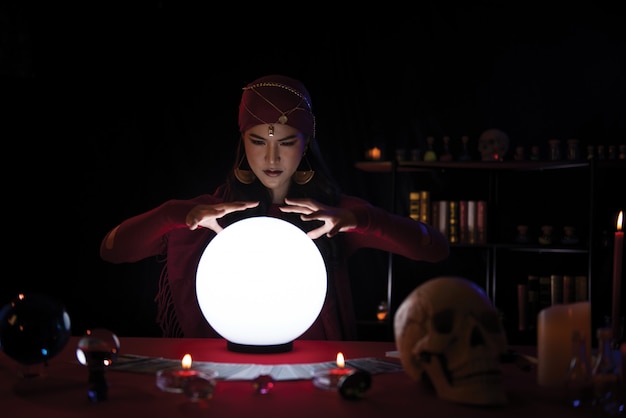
[539,276,551,310]
[419,191,430,224]
[409,190,431,224]
[467,200,477,244]
[517,283,528,331]
[575,275,588,301]
[462,200,487,244]
[520,273,586,333]
[459,200,468,244]
[430,201,439,235]
[550,274,563,305]
[429,199,485,244]
[527,275,540,329]
[437,200,449,239]
[562,275,576,304]
[476,200,487,244]
[536,274,586,306]
[409,191,421,221]
[448,201,459,243]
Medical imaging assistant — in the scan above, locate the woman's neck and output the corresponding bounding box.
[270,189,287,204]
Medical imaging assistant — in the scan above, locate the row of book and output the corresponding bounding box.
[409,191,487,244]
[517,274,588,331]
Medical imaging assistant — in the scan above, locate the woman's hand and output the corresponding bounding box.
[186,201,259,233]
[279,198,357,239]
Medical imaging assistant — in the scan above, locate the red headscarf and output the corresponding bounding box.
[238,74,315,138]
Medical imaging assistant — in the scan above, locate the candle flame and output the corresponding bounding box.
[182,354,192,369]
[336,352,345,368]
[617,211,623,232]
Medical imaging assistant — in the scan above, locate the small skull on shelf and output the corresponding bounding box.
[393,276,508,406]
[478,128,509,161]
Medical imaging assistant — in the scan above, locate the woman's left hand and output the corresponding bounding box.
[279,198,357,239]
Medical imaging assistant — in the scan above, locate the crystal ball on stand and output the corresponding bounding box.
[76,328,120,402]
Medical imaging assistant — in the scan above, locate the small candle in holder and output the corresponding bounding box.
[156,354,218,400]
[157,354,200,393]
[365,147,382,161]
[313,352,355,391]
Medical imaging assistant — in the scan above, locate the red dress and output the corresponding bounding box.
[100,193,449,340]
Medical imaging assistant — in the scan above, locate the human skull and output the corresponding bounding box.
[393,276,508,406]
[478,128,509,161]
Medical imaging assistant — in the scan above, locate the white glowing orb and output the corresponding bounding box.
[196,216,327,347]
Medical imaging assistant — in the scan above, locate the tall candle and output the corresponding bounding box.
[537,302,591,386]
[612,210,623,341]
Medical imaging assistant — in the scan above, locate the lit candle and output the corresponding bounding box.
[612,210,624,341]
[312,352,355,390]
[376,301,388,321]
[178,354,196,376]
[370,147,381,161]
[156,353,198,393]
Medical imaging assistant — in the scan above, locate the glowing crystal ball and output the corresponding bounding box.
[196,217,327,350]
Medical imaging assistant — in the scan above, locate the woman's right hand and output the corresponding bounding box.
[186,201,259,233]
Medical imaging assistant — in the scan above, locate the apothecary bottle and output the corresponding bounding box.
[591,327,624,416]
[564,329,593,408]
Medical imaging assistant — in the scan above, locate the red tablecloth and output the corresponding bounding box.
[0,337,604,418]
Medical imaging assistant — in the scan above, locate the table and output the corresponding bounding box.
[0,337,603,417]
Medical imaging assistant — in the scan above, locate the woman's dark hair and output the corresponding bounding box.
[214,135,345,270]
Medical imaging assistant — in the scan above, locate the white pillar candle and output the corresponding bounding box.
[537,301,591,386]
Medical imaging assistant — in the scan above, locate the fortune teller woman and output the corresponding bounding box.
[100,74,449,339]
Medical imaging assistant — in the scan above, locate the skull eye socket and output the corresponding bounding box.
[477,311,502,333]
[432,309,455,333]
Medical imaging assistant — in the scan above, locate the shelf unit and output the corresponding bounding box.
[353,159,625,344]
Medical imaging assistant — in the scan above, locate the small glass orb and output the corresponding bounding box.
[76,328,120,369]
[0,293,71,366]
[338,370,372,400]
[252,374,275,394]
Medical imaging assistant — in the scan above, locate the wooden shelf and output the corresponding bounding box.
[355,160,593,172]
[353,157,625,344]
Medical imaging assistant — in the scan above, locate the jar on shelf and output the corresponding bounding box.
[561,226,579,244]
[566,139,580,161]
[538,225,554,245]
[515,225,531,243]
[548,139,561,161]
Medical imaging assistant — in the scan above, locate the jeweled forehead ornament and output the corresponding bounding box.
[242,82,313,137]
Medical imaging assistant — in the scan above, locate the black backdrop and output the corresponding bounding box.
[2,3,625,336]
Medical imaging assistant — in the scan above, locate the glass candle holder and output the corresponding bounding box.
[182,371,219,402]
[312,367,355,391]
[156,367,218,396]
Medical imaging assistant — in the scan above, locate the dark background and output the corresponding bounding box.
[2,2,625,337]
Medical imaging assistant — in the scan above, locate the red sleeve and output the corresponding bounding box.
[100,195,216,263]
[340,195,450,262]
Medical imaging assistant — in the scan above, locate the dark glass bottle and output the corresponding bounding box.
[564,329,593,408]
[591,327,624,416]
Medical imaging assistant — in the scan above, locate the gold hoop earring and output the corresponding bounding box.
[234,155,256,184]
[294,155,314,185]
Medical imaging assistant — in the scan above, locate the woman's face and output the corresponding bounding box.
[243,123,307,203]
